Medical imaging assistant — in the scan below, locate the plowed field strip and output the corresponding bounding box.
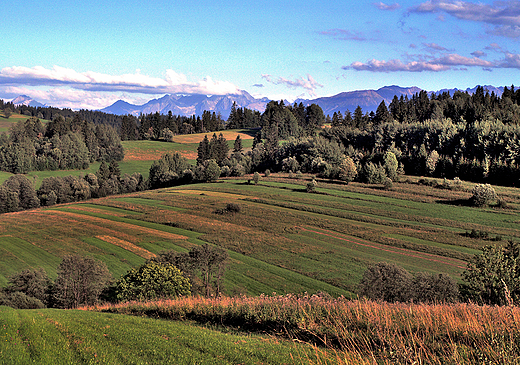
[300,227,467,269]
[45,210,188,241]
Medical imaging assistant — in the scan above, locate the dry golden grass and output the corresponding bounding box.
[87,295,520,365]
[96,235,155,259]
[170,130,254,144]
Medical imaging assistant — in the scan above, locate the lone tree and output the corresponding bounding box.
[470,183,497,207]
[115,262,191,302]
[52,255,112,308]
[462,241,520,305]
[150,244,229,297]
[338,156,357,183]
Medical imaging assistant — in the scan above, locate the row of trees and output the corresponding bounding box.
[120,111,226,141]
[0,244,229,309]
[0,100,122,127]
[0,162,146,213]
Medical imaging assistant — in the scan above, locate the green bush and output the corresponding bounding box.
[359,262,412,302]
[470,183,497,207]
[116,262,191,302]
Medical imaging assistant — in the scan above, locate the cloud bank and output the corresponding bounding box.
[344,52,520,72]
[0,66,241,109]
[0,66,240,95]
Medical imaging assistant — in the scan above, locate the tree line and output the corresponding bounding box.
[0,115,123,174]
[0,244,228,309]
[360,240,520,306]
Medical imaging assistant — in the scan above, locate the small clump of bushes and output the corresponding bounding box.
[214,203,242,215]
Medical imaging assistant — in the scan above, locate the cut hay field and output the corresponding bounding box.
[1,175,519,296]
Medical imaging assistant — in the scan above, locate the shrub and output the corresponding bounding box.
[470,183,497,207]
[306,178,317,193]
[264,169,270,177]
[360,162,387,184]
[5,291,45,309]
[383,177,393,190]
[359,262,412,302]
[252,172,260,184]
[7,268,51,306]
[116,262,191,302]
[214,203,241,215]
[462,241,520,305]
[412,272,459,303]
[225,203,241,213]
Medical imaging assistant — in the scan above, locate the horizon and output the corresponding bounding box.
[1,1,519,110]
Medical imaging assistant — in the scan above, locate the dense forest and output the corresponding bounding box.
[1,84,520,214]
[0,116,123,174]
[216,86,520,187]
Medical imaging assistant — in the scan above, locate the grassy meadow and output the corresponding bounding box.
[1,174,519,294]
[0,305,329,365]
[1,119,520,363]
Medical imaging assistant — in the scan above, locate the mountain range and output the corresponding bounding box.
[11,85,505,118]
[100,85,504,118]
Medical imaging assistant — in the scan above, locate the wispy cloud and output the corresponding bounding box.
[344,53,497,72]
[0,66,240,95]
[471,50,487,58]
[319,29,385,42]
[261,74,323,98]
[498,53,520,68]
[374,2,401,11]
[423,42,451,52]
[411,0,520,38]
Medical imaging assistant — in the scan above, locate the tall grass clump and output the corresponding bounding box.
[87,294,520,364]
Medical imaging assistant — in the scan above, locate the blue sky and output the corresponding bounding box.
[1,0,519,109]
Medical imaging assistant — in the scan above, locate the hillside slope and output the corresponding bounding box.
[1,176,518,296]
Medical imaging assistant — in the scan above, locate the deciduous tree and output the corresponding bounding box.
[52,255,112,308]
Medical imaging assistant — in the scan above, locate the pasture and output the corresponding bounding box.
[1,175,518,295]
[0,306,326,365]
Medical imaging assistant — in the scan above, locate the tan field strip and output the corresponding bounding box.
[96,235,155,259]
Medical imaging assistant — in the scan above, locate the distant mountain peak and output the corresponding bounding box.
[11,95,45,107]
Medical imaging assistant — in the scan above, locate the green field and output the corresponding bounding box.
[1,175,518,295]
[0,306,327,365]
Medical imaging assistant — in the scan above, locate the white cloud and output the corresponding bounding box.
[0,65,240,95]
[344,52,497,72]
[375,2,401,11]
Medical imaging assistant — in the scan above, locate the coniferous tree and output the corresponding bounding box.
[233,135,243,153]
[197,135,210,165]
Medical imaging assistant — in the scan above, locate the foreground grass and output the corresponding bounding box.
[90,295,520,365]
[0,305,328,365]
